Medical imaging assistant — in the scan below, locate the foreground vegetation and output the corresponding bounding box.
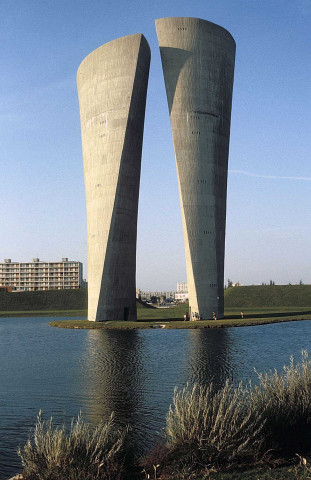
[18,413,128,480]
[16,352,311,480]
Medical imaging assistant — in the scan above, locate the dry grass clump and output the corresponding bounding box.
[18,412,128,480]
[164,381,263,468]
[251,350,311,454]
[17,351,311,479]
[144,351,311,478]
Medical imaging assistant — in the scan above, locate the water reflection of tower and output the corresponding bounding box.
[82,329,149,454]
[187,329,236,389]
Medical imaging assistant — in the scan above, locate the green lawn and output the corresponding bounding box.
[49,304,311,329]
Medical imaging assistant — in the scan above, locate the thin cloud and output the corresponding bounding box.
[229,169,311,181]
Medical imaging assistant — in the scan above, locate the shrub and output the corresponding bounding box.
[18,412,128,480]
[251,350,311,454]
[164,381,263,468]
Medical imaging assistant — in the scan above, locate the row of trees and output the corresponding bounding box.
[226,279,304,288]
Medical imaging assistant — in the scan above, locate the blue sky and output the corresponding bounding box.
[1,0,310,290]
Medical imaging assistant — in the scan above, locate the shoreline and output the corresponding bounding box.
[49,315,311,329]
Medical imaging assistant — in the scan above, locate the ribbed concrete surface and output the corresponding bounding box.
[77,34,150,321]
[156,17,235,319]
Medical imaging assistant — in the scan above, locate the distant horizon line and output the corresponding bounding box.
[229,169,311,181]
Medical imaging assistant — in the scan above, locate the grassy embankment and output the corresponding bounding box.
[1,285,311,329]
[0,289,87,318]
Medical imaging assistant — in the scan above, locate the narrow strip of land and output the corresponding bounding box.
[49,305,311,329]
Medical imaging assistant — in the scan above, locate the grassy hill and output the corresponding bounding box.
[225,284,311,308]
[0,288,87,312]
[1,284,311,317]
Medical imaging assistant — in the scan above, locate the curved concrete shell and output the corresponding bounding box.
[156,17,235,319]
[77,34,150,321]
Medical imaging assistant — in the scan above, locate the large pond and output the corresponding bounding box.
[1,316,311,478]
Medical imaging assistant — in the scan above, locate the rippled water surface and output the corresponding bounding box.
[1,316,311,478]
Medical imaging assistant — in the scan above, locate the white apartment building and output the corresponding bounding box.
[139,290,176,300]
[0,258,83,291]
[175,281,189,301]
[177,282,188,293]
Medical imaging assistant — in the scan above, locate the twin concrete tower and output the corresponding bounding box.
[77,18,235,322]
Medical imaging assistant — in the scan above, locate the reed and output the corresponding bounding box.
[18,412,128,480]
[251,350,311,453]
[164,381,263,467]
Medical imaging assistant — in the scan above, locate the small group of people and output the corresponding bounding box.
[183,312,203,321]
[184,311,219,321]
[183,311,244,321]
